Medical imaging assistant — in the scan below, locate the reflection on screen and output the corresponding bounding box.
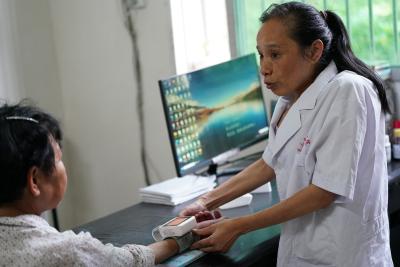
[159,54,269,176]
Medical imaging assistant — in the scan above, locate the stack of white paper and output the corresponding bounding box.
[139,175,216,206]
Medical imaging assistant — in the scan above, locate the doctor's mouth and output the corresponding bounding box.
[265,82,277,90]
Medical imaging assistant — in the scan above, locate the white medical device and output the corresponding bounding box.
[152,216,197,242]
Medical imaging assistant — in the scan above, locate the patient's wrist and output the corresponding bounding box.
[168,231,198,253]
[164,238,180,254]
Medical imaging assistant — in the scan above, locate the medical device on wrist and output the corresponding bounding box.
[168,231,198,253]
[152,216,197,242]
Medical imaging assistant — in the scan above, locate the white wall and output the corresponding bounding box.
[8,0,268,230]
[0,0,67,224]
[0,1,24,101]
[0,0,62,107]
[12,0,64,119]
[48,0,177,228]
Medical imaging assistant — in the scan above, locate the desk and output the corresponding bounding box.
[388,160,400,214]
[74,180,281,266]
[74,162,400,266]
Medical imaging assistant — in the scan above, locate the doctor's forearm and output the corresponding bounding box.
[202,159,275,210]
[235,184,335,233]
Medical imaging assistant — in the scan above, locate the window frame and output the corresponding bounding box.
[229,0,400,67]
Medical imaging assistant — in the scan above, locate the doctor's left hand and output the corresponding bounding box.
[191,218,241,253]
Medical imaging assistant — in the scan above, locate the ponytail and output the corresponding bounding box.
[260,2,391,114]
[324,11,391,113]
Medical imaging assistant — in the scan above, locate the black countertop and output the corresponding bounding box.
[73,160,400,266]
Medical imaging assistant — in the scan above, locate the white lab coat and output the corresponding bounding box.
[262,62,393,266]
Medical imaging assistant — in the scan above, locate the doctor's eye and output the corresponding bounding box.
[270,52,281,60]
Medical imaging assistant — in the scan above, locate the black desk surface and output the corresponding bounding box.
[388,160,400,184]
[73,180,281,266]
[73,161,400,266]
[388,160,400,214]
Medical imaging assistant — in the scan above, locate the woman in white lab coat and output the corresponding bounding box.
[181,1,394,266]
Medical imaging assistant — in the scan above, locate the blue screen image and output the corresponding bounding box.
[159,54,269,176]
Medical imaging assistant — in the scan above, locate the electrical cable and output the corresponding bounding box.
[121,0,151,185]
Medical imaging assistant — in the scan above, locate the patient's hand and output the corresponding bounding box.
[179,200,207,217]
[194,210,222,224]
[196,216,225,229]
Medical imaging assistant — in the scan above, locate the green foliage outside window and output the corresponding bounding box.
[234,0,400,66]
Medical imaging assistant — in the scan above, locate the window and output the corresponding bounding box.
[170,0,231,74]
[232,0,400,66]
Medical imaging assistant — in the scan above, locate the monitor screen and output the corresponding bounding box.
[159,54,269,176]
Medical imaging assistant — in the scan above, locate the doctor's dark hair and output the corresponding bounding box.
[259,1,390,113]
[0,101,62,205]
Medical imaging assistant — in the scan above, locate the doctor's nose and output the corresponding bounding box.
[260,60,272,77]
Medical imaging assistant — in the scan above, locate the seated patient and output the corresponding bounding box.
[0,102,194,266]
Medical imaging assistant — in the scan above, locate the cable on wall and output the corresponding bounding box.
[121,0,151,186]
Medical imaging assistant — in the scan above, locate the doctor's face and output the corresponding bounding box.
[256,19,317,101]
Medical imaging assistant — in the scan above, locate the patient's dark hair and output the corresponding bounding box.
[0,101,62,205]
[259,1,390,113]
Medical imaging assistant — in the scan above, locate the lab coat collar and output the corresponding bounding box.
[268,61,338,158]
[296,61,338,111]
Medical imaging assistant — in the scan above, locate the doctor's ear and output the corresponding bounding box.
[27,166,41,197]
[304,39,324,63]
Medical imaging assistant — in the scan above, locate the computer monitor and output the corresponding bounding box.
[159,53,269,177]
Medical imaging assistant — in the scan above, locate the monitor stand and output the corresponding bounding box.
[206,163,218,176]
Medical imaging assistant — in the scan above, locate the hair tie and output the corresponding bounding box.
[320,10,327,20]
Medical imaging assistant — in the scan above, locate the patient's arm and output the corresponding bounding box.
[148,230,198,264]
[148,239,179,264]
